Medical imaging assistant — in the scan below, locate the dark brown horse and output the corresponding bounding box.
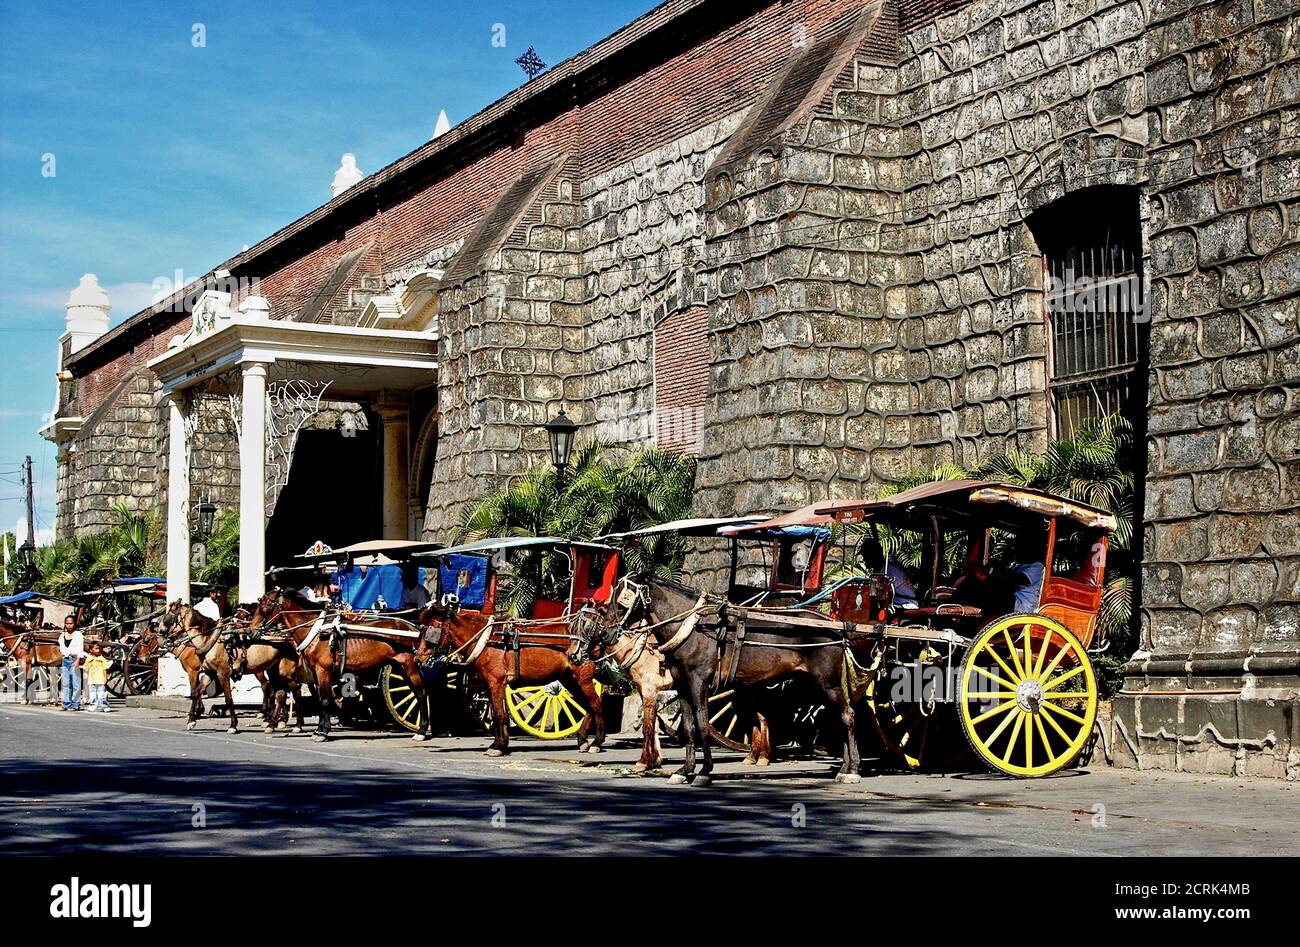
[588,574,863,787]
[419,602,605,757]
[248,589,431,742]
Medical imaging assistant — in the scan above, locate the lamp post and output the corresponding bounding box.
[18,538,35,589]
[542,407,577,493]
[195,501,217,538]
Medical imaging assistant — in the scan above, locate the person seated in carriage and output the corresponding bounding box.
[950,526,1046,617]
[858,535,918,611]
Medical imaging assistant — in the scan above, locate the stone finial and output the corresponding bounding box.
[332,153,364,197]
[64,273,111,354]
[433,110,451,139]
[238,295,271,324]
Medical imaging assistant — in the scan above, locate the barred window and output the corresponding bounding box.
[1030,187,1148,440]
[653,305,709,455]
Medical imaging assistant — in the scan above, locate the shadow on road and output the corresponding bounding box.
[0,752,958,855]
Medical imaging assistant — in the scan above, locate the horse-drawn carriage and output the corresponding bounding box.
[591,480,1114,781]
[400,536,620,743]
[0,580,165,703]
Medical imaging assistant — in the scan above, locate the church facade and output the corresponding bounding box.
[42,0,1300,776]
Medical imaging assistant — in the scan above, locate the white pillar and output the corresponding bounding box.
[165,393,190,602]
[238,361,269,604]
[378,400,410,540]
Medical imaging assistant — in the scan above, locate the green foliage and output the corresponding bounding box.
[25,504,163,602]
[195,510,240,588]
[455,442,697,616]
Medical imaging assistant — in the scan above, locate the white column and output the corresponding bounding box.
[378,400,410,540]
[238,361,269,604]
[165,393,190,602]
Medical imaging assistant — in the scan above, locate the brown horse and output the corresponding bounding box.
[161,602,242,731]
[248,589,431,742]
[569,617,780,772]
[1,619,67,703]
[590,574,863,787]
[419,602,605,757]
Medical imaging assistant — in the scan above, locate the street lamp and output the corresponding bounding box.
[195,501,217,537]
[542,407,577,490]
[18,539,35,571]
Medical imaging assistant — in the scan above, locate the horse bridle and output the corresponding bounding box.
[569,577,651,662]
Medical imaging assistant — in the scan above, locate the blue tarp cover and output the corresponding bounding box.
[438,554,488,609]
[336,564,428,610]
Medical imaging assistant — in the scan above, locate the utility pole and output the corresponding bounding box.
[23,455,34,550]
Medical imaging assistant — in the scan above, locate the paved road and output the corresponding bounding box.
[2,702,1296,856]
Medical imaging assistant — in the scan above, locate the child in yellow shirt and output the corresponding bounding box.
[82,642,112,713]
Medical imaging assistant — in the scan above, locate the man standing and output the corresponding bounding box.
[58,615,84,711]
[194,588,222,624]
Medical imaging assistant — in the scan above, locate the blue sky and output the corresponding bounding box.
[0,0,659,545]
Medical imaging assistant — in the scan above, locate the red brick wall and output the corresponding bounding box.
[654,305,710,454]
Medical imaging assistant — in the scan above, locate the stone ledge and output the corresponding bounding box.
[1111,693,1300,779]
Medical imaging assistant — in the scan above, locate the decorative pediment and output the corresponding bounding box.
[358,269,442,332]
[171,290,235,349]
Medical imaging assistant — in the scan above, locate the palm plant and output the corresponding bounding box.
[28,504,163,603]
[455,441,697,616]
[196,510,240,588]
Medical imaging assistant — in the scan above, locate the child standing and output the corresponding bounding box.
[82,641,112,713]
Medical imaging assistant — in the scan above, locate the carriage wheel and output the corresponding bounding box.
[865,650,970,771]
[958,614,1097,778]
[379,662,427,733]
[505,680,602,740]
[705,686,755,750]
[655,687,755,750]
[444,669,493,734]
[1,655,24,700]
[123,641,159,696]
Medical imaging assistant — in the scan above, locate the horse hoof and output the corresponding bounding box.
[756,758,770,767]
[226,727,238,734]
[294,727,303,734]
[311,734,328,743]
[587,744,603,754]
[691,775,712,788]
[185,722,196,731]
[633,763,649,773]
[262,726,273,734]
[667,773,689,786]
[741,757,756,766]
[484,747,505,757]
[835,772,862,784]
[412,733,430,742]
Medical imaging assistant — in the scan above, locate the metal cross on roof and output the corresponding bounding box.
[515,46,547,81]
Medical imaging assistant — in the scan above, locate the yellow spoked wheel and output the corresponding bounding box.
[506,680,602,739]
[958,615,1097,778]
[379,663,425,733]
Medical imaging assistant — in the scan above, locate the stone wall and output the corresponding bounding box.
[580,116,739,448]
[424,182,586,539]
[57,371,162,535]
[1113,0,1300,778]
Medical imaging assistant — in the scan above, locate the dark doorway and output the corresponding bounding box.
[265,424,380,566]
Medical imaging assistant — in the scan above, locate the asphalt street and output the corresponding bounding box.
[2,701,1296,856]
